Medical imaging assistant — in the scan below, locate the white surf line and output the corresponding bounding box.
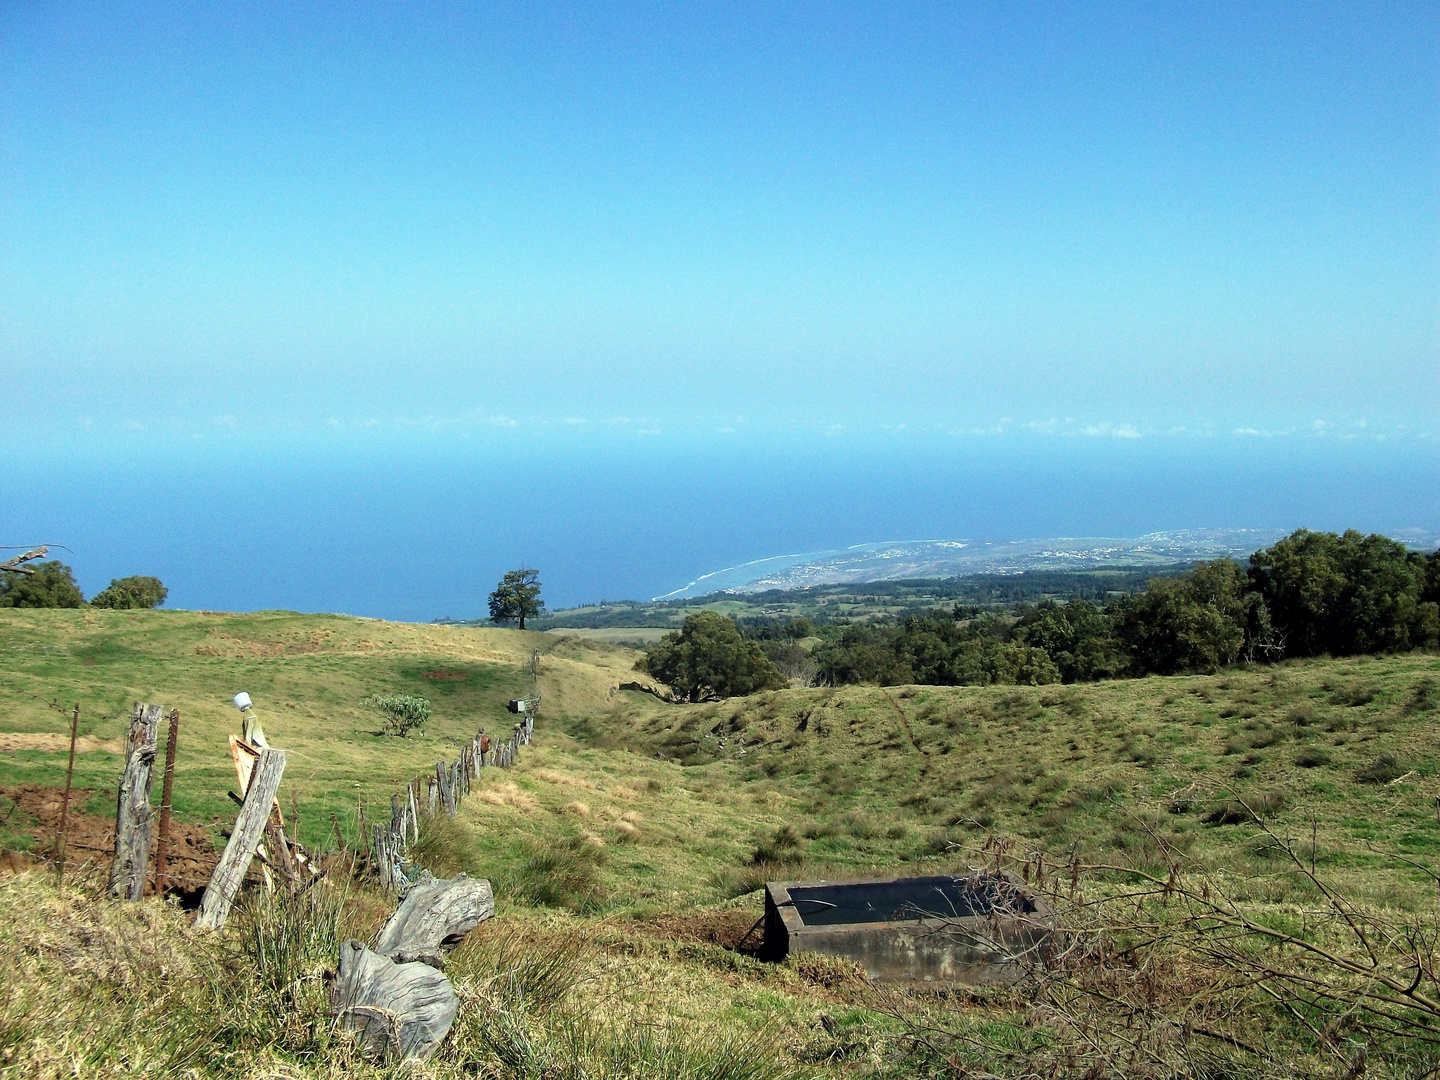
[652,538,974,601]
[651,551,822,602]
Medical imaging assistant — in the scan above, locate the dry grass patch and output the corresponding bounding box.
[478,781,539,812]
[533,768,598,790]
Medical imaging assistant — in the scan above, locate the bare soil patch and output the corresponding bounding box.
[0,784,220,897]
[644,908,765,955]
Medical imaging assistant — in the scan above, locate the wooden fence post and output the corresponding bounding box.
[436,761,454,815]
[109,702,164,900]
[154,708,181,894]
[55,704,80,887]
[266,812,299,889]
[196,747,287,930]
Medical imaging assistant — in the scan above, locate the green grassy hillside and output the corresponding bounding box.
[593,657,1440,904]
[0,607,637,852]
[2,608,1438,1078]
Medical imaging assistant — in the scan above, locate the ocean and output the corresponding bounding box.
[4,435,1435,620]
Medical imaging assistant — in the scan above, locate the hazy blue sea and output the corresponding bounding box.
[4,437,1436,621]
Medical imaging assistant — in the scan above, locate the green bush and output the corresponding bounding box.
[89,575,167,609]
[366,693,431,736]
[0,560,83,608]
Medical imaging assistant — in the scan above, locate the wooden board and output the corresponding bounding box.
[196,747,287,930]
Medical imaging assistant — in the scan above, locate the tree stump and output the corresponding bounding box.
[330,940,458,1062]
[374,872,494,968]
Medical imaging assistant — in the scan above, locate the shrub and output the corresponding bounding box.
[505,836,607,911]
[89,576,167,609]
[366,693,430,736]
[1295,746,1331,768]
[0,560,83,608]
[1356,753,1408,785]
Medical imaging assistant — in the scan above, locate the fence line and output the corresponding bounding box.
[368,704,535,892]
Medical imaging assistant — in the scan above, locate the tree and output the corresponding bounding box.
[638,611,786,701]
[0,560,84,608]
[1015,599,1130,682]
[813,622,912,686]
[1116,560,1251,675]
[89,575,168,610]
[1247,530,1438,657]
[488,568,544,630]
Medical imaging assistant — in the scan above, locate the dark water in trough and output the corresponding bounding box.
[786,875,1038,927]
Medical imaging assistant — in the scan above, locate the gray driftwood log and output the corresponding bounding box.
[331,940,459,1062]
[108,702,165,900]
[196,747,287,930]
[374,872,494,968]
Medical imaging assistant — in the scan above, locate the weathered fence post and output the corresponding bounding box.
[154,708,181,894]
[55,703,80,886]
[109,702,164,900]
[436,761,455,815]
[390,798,407,875]
[267,812,299,889]
[408,782,419,842]
[196,747,287,930]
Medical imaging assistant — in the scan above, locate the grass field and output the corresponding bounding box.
[0,607,635,853]
[2,607,1438,1078]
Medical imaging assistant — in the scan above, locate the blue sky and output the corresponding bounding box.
[1,3,1436,613]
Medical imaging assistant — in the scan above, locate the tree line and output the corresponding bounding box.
[639,530,1440,698]
[0,561,167,610]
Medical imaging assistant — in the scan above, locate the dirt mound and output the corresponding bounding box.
[645,909,765,955]
[0,784,220,898]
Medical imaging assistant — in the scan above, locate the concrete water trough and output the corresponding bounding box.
[763,872,1053,984]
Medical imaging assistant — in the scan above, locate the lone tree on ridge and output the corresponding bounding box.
[488,567,544,630]
[90,575,168,610]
